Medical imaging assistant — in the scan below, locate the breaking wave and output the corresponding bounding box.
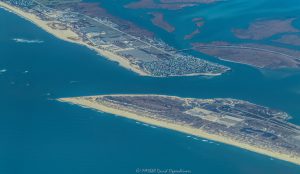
[13,38,44,44]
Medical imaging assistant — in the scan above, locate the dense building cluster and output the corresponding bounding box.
[91,95,300,158]
[1,0,229,77]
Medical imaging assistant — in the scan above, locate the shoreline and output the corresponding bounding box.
[58,96,300,166]
[0,2,223,78]
[0,1,148,76]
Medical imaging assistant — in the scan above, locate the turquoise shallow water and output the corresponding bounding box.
[1,0,300,173]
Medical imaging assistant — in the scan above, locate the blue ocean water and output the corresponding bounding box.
[1,0,300,173]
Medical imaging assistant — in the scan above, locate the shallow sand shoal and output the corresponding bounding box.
[58,96,300,166]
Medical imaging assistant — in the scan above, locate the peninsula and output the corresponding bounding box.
[58,94,300,166]
[0,0,229,77]
[193,42,300,69]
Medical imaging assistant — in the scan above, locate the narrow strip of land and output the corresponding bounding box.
[58,94,300,166]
